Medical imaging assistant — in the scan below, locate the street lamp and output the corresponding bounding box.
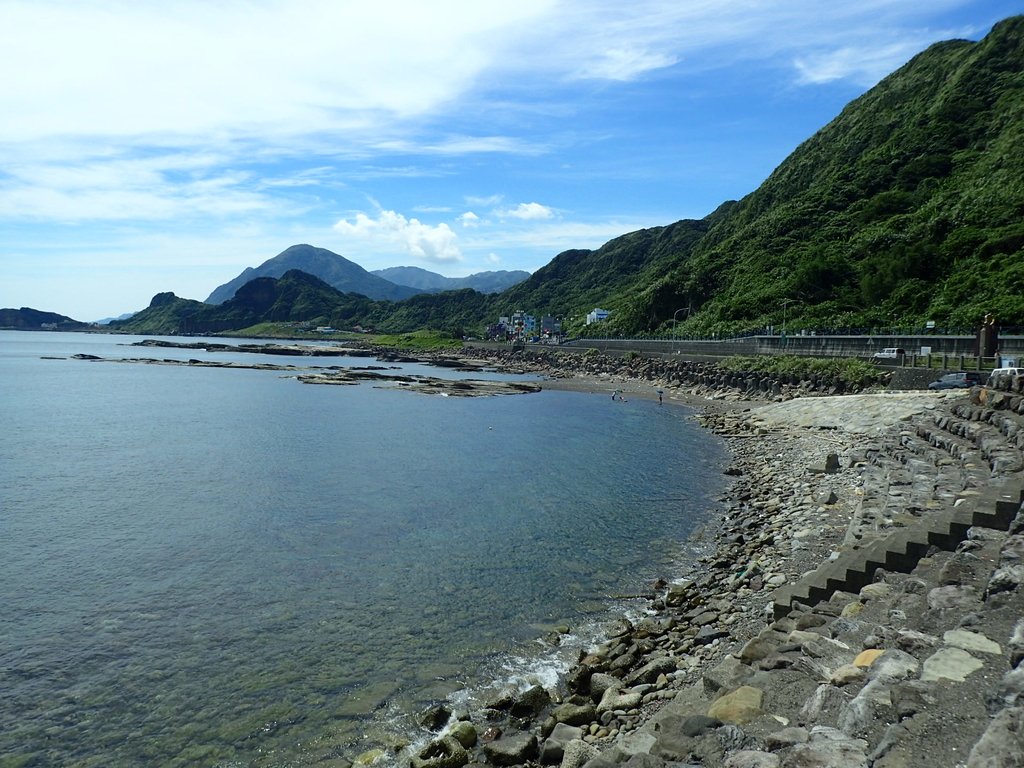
[673,307,688,354]
[780,299,795,351]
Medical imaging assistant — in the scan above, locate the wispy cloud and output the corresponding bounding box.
[794,40,944,86]
[496,202,556,221]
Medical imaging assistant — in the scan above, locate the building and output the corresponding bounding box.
[586,308,610,325]
[540,316,561,336]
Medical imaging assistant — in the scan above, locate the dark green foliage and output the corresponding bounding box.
[719,355,881,388]
[647,16,1024,335]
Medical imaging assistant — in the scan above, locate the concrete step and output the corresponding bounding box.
[772,480,1023,619]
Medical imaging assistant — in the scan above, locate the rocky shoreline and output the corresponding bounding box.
[383,347,1024,768]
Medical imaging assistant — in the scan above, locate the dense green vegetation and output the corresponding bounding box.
[109,17,1024,339]
[646,17,1024,336]
[719,355,882,389]
[362,330,463,350]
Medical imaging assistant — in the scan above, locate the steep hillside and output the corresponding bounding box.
[206,244,422,304]
[496,216,713,328]
[113,271,379,335]
[110,292,211,335]
[641,15,1024,334]
[371,267,529,294]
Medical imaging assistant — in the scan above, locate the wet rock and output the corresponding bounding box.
[411,736,469,768]
[420,703,453,731]
[511,685,552,718]
[448,721,478,749]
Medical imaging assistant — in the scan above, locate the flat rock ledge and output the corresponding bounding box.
[64,341,542,397]
[380,347,1024,768]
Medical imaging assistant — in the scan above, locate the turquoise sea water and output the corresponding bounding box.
[0,331,727,766]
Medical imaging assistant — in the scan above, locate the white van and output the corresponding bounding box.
[987,367,1023,385]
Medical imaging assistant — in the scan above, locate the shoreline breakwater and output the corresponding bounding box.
[378,346,1024,768]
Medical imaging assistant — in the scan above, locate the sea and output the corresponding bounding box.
[0,331,728,767]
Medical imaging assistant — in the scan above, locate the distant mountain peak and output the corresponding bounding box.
[371,266,530,294]
[205,245,423,304]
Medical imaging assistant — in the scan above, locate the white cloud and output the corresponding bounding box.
[333,210,462,263]
[0,150,275,221]
[459,211,480,227]
[793,41,931,86]
[497,202,556,220]
[487,253,502,264]
[572,47,679,81]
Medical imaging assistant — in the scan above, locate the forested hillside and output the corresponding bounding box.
[627,15,1024,335]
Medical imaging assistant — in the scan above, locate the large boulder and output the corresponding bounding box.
[410,736,469,768]
[482,731,538,766]
[551,699,597,727]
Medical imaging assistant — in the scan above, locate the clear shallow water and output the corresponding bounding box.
[0,331,727,767]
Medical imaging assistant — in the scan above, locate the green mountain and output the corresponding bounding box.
[371,266,530,294]
[112,271,374,335]
[0,307,89,331]
[623,15,1024,334]
[205,244,423,304]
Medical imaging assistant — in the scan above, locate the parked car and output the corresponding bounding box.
[928,372,983,390]
[872,347,905,360]
[987,367,1023,385]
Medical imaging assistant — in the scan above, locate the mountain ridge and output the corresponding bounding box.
[370,266,529,294]
[205,244,423,304]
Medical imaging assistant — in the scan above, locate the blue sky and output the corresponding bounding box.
[1,1,1019,321]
